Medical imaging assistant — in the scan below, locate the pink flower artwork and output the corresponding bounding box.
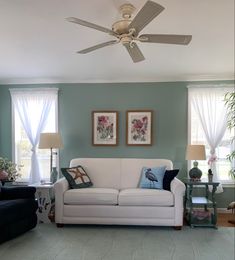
[97,116,114,140]
[131,116,148,142]
[92,111,118,146]
[127,111,152,145]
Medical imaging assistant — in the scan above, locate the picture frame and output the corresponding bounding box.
[92,111,118,146]
[126,110,153,146]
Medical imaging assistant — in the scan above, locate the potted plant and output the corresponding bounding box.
[0,157,21,181]
[224,91,235,179]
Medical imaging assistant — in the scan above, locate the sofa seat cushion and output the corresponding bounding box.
[0,199,38,224]
[118,188,174,206]
[64,188,119,205]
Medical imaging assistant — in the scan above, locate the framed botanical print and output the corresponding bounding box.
[126,110,153,146]
[92,111,118,146]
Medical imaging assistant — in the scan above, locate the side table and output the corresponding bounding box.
[183,178,220,229]
[0,180,13,186]
[29,183,54,223]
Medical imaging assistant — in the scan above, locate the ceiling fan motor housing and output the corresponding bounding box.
[112,20,131,34]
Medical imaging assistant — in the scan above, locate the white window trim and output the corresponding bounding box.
[55,92,60,171]
[10,87,59,183]
[187,84,235,185]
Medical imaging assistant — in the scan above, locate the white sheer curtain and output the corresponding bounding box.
[10,88,58,184]
[188,85,233,193]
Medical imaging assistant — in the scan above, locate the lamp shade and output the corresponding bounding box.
[186,145,206,160]
[38,133,63,149]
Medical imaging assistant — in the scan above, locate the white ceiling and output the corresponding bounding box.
[0,0,234,84]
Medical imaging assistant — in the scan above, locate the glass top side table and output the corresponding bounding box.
[183,178,220,228]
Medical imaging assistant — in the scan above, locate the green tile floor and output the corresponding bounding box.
[0,224,234,260]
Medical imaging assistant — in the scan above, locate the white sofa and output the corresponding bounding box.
[55,158,185,229]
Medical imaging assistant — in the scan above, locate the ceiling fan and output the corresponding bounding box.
[66,0,192,63]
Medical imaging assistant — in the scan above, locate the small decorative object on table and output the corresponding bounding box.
[208,169,213,182]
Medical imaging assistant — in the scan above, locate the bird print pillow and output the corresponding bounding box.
[61,165,93,189]
[139,166,166,189]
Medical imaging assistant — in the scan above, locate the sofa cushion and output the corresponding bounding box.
[139,166,166,189]
[70,158,121,189]
[0,199,38,224]
[64,188,119,205]
[61,165,93,189]
[163,169,179,191]
[118,188,174,206]
[0,187,36,200]
[120,159,173,189]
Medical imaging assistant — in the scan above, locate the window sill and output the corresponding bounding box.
[12,181,29,186]
[220,183,235,188]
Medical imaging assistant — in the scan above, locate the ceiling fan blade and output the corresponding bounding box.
[66,17,116,36]
[128,1,164,36]
[123,42,145,63]
[77,40,118,54]
[139,34,192,45]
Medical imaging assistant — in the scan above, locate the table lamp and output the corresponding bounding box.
[38,133,63,182]
[186,144,206,179]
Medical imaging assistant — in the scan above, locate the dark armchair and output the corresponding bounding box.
[0,186,38,244]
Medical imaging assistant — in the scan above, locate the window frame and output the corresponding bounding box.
[187,85,235,186]
[11,88,59,183]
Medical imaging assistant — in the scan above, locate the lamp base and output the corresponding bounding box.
[189,167,202,180]
[50,167,58,184]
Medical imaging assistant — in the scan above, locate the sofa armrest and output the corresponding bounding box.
[170,178,185,195]
[54,178,69,224]
[0,186,36,200]
[170,178,186,226]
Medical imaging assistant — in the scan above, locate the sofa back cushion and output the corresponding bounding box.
[70,158,121,189]
[69,158,173,190]
[120,159,173,189]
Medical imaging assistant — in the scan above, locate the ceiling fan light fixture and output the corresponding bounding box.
[120,36,132,45]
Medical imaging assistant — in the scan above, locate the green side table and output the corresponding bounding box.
[183,178,220,229]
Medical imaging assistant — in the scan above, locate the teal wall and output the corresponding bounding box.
[0,81,234,207]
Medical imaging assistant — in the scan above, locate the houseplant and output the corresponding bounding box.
[0,157,21,181]
[224,91,235,179]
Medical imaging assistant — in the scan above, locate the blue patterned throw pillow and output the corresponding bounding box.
[139,166,166,189]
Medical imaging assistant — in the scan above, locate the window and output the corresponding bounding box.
[11,88,58,182]
[188,85,234,184]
